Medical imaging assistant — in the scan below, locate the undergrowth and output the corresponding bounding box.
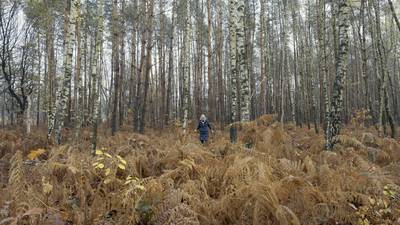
[0,115,400,225]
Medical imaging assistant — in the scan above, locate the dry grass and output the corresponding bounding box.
[0,116,400,225]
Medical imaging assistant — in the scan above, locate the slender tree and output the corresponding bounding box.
[50,0,79,144]
[111,0,120,135]
[326,0,351,150]
[91,0,104,152]
[182,0,191,134]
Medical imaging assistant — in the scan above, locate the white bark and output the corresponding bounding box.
[229,0,238,122]
[182,0,191,133]
[91,0,105,152]
[237,0,250,121]
[51,0,79,144]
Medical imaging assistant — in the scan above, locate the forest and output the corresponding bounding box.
[0,0,400,224]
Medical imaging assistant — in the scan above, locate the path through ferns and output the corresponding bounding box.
[1,115,400,225]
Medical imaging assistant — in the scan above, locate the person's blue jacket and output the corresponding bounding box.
[197,120,212,141]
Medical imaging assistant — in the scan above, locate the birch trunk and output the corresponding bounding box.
[373,0,396,138]
[111,0,120,135]
[182,0,191,134]
[207,0,215,122]
[217,0,224,127]
[51,0,78,144]
[138,0,154,133]
[229,0,238,123]
[165,0,176,123]
[229,0,238,143]
[74,0,83,140]
[26,95,31,134]
[91,0,104,152]
[326,0,350,150]
[45,11,56,140]
[237,0,250,121]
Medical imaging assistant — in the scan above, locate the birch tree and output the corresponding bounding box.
[237,0,250,122]
[372,0,396,138]
[326,0,350,150]
[207,0,215,122]
[74,0,83,140]
[50,0,79,144]
[91,0,104,152]
[111,0,120,135]
[182,0,191,134]
[229,0,239,143]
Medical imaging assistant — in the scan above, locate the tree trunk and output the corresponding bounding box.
[373,0,396,138]
[51,0,78,144]
[326,0,350,150]
[138,0,154,133]
[182,0,191,134]
[165,0,176,124]
[159,0,166,128]
[229,0,238,123]
[237,0,250,122]
[217,0,224,127]
[74,0,83,140]
[111,0,120,135]
[119,0,126,127]
[36,34,42,126]
[207,0,215,122]
[45,8,56,139]
[388,0,400,32]
[91,0,104,152]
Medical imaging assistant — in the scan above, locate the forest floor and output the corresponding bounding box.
[1,115,400,225]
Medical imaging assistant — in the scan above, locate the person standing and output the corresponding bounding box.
[196,114,212,144]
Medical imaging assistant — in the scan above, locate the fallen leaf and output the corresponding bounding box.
[27,149,46,160]
[95,163,105,169]
[118,164,126,170]
[105,168,111,176]
[116,155,127,165]
[95,150,103,155]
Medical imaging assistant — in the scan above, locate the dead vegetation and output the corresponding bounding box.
[0,115,400,225]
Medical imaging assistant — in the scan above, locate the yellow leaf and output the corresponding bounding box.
[383,190,389,196]
[368,197,376,205]
[105,168,111,176]
[135,185,145,191]
[104,178,112,184]
[104,153,112,158]
[27,149,46,160]
[93,162,99,167]
[118,164,126,170]
[95,150,103,155]
[95,163,105,169]
[42,177,53,195]
[116,155,127,165]
[68,165,79,174]
[124,180,132,185]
